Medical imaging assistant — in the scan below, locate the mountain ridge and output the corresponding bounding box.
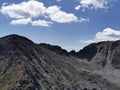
[0,34,120,90]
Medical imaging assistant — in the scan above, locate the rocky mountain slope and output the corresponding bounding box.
[0,34,120,90]
[69,40,120,86]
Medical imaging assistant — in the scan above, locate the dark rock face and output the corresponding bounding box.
[111,50,120,69]
[0,34,120,90]
[76,43,98,60]
[70,41,120,69]
[39,43,69,56]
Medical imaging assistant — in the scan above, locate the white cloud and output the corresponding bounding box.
[1,1,46,19]
[75,0,114,10]
[10,18,52,27]
[75,5,81,10]
[79,39,96,43]
[81,0,108,9]
[96,28,120,41]
[57,0,61,2]
[46,6,78,23]
[31,20,53,27]
[0,0,80,26]
[79,17,89,23]
[10,18,31,25]
[79,28,120,43]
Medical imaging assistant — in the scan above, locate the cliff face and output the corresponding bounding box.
[70,41,120,68]
[0,34,120,90]
[70,41,120,85]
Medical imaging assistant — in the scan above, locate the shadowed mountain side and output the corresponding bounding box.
[39,43,69,56]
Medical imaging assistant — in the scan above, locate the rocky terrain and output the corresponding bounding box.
[70,41,120,85]
[0,34,120,90]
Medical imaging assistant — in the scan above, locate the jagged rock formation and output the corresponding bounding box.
[0,34,120,90]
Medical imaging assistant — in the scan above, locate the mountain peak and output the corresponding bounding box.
[1,34,24,40]
[0,34,35,57]
[0,34,33,44]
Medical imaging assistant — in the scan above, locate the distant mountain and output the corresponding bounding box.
[0,34,120,90]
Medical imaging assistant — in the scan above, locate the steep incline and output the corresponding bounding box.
[71,41,120,69]
[0,34,119,90]
[70,41,120,85]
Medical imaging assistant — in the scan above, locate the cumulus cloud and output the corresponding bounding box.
[0,0,81,26]
[31,20,53,27]
[96,28,120,41]
[75,0,114,11]
[46,6,78,23]
[79,28,120,43]
[1,1,46,19]
[10,18,31,25]
[79,17,89,23]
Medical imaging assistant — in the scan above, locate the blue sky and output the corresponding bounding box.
[0,0,120,51]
